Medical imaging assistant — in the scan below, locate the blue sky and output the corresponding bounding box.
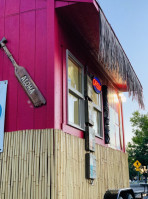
[98,0,148,145]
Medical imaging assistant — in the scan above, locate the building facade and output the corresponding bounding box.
[0,0,143,198]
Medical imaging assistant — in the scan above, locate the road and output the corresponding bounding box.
[130,184,148,199]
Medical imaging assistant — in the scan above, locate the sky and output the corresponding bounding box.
[98,0,148,145]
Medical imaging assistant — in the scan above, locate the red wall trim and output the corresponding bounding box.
[62,124,84,138]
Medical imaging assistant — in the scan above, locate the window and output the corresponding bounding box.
[67,51,85,130]
[108,88,124,150]
[85,75,103,138]
[119,102,124,150]
[91,88,103,138]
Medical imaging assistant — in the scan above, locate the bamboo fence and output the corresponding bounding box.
[0,129,129,199]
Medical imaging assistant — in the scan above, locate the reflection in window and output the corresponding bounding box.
[109,107,116,148]
[110,126,116,147]
[92,89,99,106]
[67,51,84,129]
[119,104,123,149]
[68,93,79,125]
[93,109,102,137]
[68,58,82,93]
[108,88,124,150]
[89,84,102,138]
[91,85,102,108]
[98,111,102,136]
[93,109,98,134]
[116,125,120,150]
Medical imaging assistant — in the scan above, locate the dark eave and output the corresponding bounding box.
[56,0,144,108]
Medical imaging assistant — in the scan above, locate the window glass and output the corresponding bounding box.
[98,111,102,136]
[93,109,102,137]
[68,93,79,125]
[109,106,116,148]
[115,110,119,125]
[68,58,82,93]
[93,109,98,134]
[98,94,102,109]
[119,104,123,149]
[89,83,102,137]
[67,51,84,129]
[108,88,124,150]
[92,88,102,110]
[92,88,99,106]
[116,125,120,150]
[88,101,94,121]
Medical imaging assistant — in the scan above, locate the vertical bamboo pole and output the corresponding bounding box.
[50,129,54,199]
[56,130,60,199]
[60,129,64,199]
[0,129,130,199]
[47,129,51,199]
[59,131,62,199]
[54,130,58,199]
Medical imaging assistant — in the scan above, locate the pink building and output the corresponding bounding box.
[0,0,144,198]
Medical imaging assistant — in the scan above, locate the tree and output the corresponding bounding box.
[126,111,148,180]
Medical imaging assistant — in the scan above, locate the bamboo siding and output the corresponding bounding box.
[0,129,129,199]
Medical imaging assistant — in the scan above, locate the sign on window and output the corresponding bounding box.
[0,80,8,152]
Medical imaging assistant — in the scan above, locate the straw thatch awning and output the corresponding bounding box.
[56,0,144,108]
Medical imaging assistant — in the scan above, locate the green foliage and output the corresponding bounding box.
[126,111,148,180]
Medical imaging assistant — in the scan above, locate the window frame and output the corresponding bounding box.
[92,92,103,139]
[108,89,124,150]
[66,50,85,130]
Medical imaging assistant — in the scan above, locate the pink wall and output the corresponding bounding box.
[0,0,104,141]
[0,0,55,132]
[0,0,125,150]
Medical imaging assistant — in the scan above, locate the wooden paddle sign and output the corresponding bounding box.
[0,37,46,107]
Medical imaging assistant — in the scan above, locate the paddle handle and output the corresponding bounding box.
[0,37,46,107]
[0,38,18,68]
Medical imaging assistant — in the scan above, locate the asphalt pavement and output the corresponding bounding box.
[130,183,148,199]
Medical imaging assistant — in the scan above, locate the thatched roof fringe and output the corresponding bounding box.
[99,10,144,109]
